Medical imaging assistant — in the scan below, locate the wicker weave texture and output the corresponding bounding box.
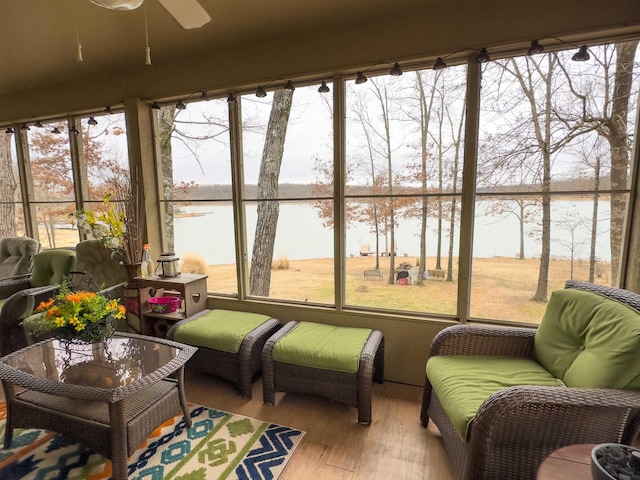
[167,309,281,398]
[421,282,640,480]
[262,321,384,424]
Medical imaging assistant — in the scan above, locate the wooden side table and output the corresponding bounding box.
[537,444,595,480]
[136,273,208,337]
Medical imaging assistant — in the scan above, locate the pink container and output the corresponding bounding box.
[147,296,181,314]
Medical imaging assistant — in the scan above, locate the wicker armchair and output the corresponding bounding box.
[0,237,40,298]
[0,249,76,356]
[420,280,640,480]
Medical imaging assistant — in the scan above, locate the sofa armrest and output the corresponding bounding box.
[468,385,640,478]
[0,285,60,356]
[0,276,32,299]
[429,324,536,358]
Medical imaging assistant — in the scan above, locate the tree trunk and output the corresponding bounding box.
[532,56,555,303]
[589,155,601,283]
[607,41,638,285]
[447,92,465,282]
[250,89,294,296]
[518,200,525,259]
[0,134,17,237]
[416,72,437,280]
[158,106,176,252]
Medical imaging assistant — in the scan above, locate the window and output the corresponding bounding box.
[26,121,77,249]
[11,111,132,250]
[344,66,467,315]
[156,98,232,294]
[81,112,130,203]
[472,42,639,323]
[0,37,603,325]
[240,83,334,303]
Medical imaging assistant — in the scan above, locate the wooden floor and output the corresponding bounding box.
[184,370,456,480]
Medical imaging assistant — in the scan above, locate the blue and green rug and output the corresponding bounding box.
[0,403,305,479]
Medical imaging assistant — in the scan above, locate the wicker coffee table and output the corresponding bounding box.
[0,332,197,480]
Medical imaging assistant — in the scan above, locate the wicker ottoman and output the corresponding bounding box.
[167,309,280,399]
[262,321,384,424]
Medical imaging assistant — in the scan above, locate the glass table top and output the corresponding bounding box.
[2,334,185,389]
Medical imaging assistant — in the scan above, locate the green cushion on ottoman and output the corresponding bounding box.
[173,309,272,353]
[273,321,372,373]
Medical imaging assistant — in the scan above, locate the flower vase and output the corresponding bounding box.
[122,262,143,286]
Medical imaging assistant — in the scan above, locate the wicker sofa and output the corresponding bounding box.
[420,280,640,480]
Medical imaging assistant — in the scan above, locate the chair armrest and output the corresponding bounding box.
[98,281,127,300]
[0,276,32,299]
[0,285,61,356]
[468,385,640,477]
[429,324,536,358]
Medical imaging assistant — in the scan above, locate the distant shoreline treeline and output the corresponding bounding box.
[175,176,613,201]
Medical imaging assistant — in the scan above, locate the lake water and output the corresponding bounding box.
[174,200,612,265]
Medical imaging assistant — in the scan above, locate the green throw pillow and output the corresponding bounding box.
[535,289,640,390]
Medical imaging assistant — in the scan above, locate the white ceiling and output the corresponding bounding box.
[0,0,434,96]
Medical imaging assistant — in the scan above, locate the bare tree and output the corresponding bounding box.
[571,137,609,282]
[488,54,596,301]
[556,41,638,284]
[414,70,438,279]
[249,89,294,296]
[157,106,177,252]
[606,42,638,283]
[445,89,465,282]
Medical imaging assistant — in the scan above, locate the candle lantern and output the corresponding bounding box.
[156,252,181,278]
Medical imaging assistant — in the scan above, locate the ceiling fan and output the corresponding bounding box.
[89,0,211,29]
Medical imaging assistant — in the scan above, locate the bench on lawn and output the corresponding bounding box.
[428,269,445,279]
[363,269,383,280]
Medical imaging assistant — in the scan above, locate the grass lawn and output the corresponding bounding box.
[204,255,612,325]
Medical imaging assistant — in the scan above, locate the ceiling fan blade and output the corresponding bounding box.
[157,0,211,29]
[89,0,143,10]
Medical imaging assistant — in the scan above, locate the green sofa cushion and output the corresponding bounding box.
[535,289,640,389]
[427,355,562,439]
[273,322,372,373]
[173,309,273,353]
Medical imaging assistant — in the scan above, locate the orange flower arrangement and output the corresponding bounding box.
[28,281,126,343]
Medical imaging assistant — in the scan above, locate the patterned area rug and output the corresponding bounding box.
[0,402,305,480]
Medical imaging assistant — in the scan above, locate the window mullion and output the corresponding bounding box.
[334,76,346,310]
[457,61,482,323]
